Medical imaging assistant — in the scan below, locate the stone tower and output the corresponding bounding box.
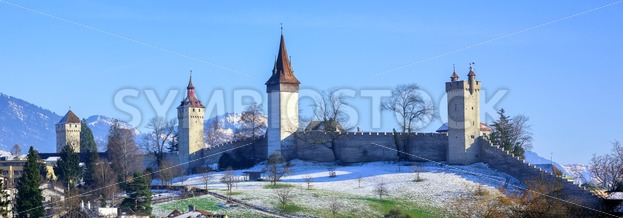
[265,33,300,157]
[56,109,81,153]
[446,64,481,165]
[177,74,205,161]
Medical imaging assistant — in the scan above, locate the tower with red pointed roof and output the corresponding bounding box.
[56,109,82,153]
[265,30,300,157]
[177,73,205,160]
[445,63,481,165]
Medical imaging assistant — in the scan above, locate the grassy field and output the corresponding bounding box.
[210,183,445,218]
[152,195,271,218]
[359,197,443,217]
[263,183,297,189]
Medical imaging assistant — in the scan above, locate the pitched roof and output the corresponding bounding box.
[265,34,300,86]
[450,72,459,80]
[468,70,476,77]
[58,110,80,124]
[179,75,204,108]
[188,74,195,89]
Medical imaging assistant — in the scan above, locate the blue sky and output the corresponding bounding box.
[1,1,621,164]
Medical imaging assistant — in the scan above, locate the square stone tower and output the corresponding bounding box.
[445,64,481,165]
[56,109,81,153]
[177,74,205,161]
[265,33,300,158]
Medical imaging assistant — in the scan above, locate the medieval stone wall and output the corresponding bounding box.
[479,138,602,209]
[294,132,448,163]
[200,135,267,167]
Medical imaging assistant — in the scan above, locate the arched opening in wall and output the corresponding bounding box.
[218,151,256,170]
[218,153,235,170]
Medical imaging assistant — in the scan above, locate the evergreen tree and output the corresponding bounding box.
[83,149,99,188]
[121,172,152,215]
[489,109,513,151]
[16,147,44,218]
[80,119,97,153]
[54,144,83,190]
[0,178,10,217]
[489,108,533,159]
[81,119,99,188]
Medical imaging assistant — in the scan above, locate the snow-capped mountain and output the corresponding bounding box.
[203,112,267,147]
[0,93,136,153]
[563,163,592,185]
[85,115,140,147]
[524,151,572,176]
[524,151,593,185]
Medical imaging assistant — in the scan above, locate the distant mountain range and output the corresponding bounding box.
[524,150,593,184]
[0,92,266,153]
[202,112,267,147]
[0,93,136,153]
[524,151,572,176]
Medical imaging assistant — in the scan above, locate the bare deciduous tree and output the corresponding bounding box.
[511,114,534,151]
[274,188,294,211]
[382,83,434,133]
[10,144,21,158]
[302,175,313,190]
[412,164,423,182]
[373,179,389,199]
[239,102,267,139]
[383,84,433,162]
[106,120,143,181]
[205,116,229,147]
[221,168,236,195]
[328,198,342,217]
[590,140,623,191]
[295,88,353,162]
[158,159,176,186]
[357,175,364,188]
[265,152,293,185]
[142,117,177,168]
[93,160,119,206]
[201,171,213,191]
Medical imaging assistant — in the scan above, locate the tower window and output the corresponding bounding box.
[193,109,195,112]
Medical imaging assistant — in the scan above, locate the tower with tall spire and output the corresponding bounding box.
[265,31,300,157]
[56,109,81,153]
[178,72,205,161]
[445,64,481,165]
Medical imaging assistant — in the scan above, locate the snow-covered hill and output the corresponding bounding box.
[154,160,524,217]
[0,93,135,153]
